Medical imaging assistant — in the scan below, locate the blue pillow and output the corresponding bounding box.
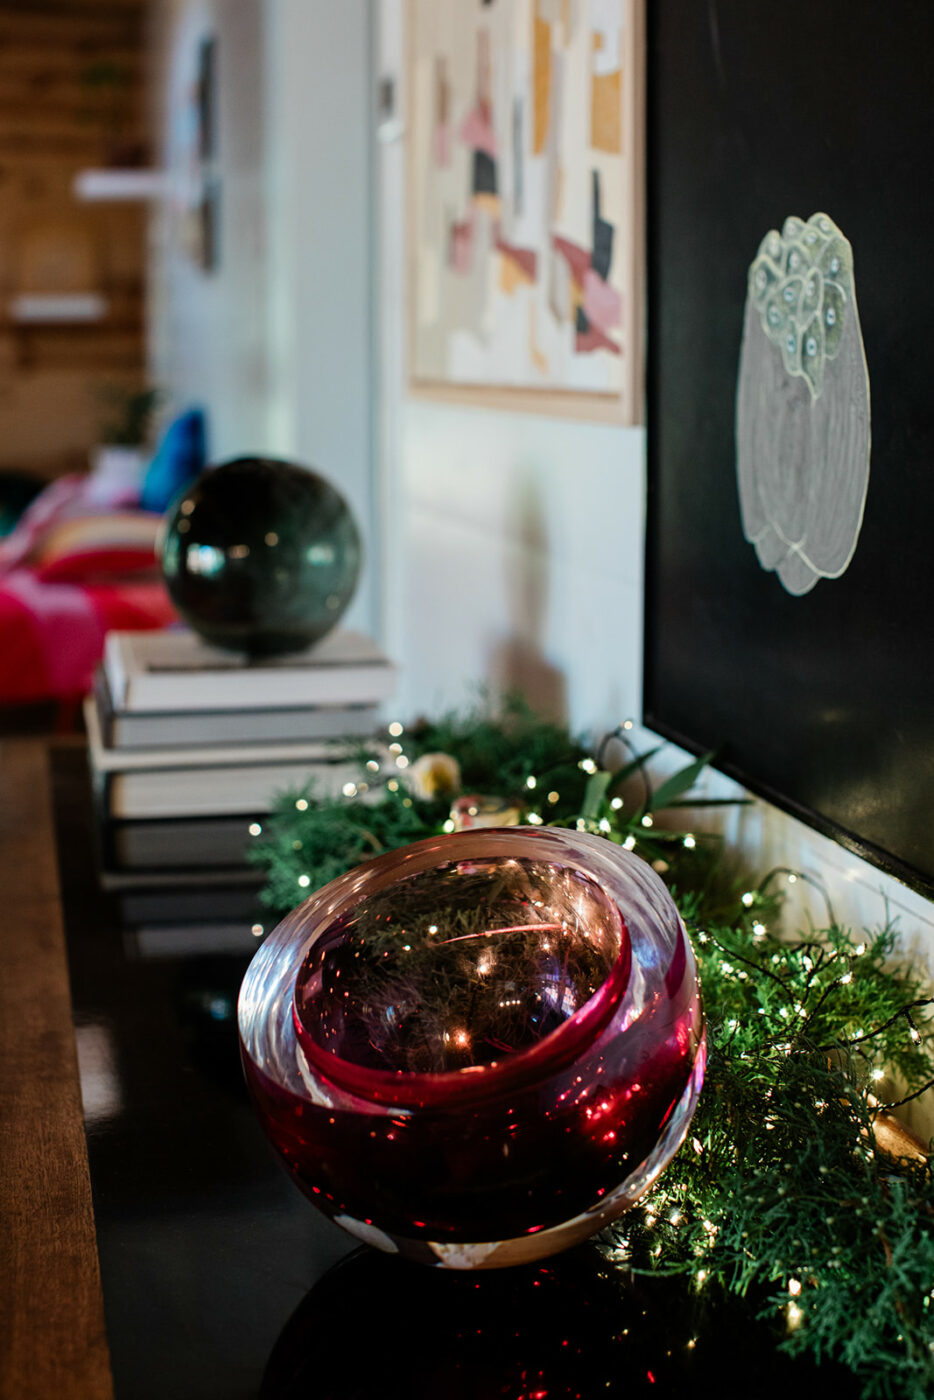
[140,408,207,513]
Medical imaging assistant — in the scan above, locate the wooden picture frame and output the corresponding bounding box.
[407,0,644,424]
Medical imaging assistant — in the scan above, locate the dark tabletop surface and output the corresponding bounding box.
[52,745,862,1400]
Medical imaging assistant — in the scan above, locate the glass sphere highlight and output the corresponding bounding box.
[161,456,361,656]
[238,828,705,1269]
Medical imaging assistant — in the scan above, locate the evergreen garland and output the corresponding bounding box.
[248,700,934,1397]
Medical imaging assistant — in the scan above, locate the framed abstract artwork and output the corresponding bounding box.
[408,0,644,423]
[642,2,934,894]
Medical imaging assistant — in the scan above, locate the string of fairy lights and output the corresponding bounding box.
[247,714,933,1121]
[247,704,934,1394]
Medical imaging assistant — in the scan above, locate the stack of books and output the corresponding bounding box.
[85,625,395,952]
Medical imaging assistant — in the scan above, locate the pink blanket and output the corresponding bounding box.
[0,474,176,707]
[0,571,176,705]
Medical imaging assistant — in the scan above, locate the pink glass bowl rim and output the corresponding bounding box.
[289,834,634,1110]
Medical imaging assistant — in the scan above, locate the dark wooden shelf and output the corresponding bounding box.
[0,741,113,1400]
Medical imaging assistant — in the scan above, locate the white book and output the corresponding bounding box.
[105,757,360,819]
[104,626,396,714]
[95,667,381,751]
[84,695,362,773]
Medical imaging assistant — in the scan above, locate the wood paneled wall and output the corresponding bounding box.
[0,0,148,480]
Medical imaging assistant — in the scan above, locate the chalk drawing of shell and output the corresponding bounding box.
[735,212,871,596]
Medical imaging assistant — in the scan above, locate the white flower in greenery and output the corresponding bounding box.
[407,752,462,800]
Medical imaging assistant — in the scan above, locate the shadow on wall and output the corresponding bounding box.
[487,473,567,721]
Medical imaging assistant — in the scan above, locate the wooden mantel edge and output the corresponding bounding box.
[0,740,113,1400]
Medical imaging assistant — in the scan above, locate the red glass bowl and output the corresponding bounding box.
[238,827,705,1269]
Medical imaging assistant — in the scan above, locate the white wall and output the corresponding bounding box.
[148,0,269,459]
[148,0,377,635]
[375,0,934,1015]
[263,0,377,633]
[376,0,645,731]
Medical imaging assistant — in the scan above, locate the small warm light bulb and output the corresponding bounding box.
[787,873,797,884]
[641,814,654,828]
[251,923,264,938]
[623,835,636,850]
[396,755,409,769]
[741,891,755,907]
[610,796,623,810]
[683,834,696,849]
[527,812,543,825]
[298,874,311,888]
[295,798,309,811]
[547,790,560,804]
[579,758,598,774]
[871,1068,885,1082]
[388,721,404,737]
[788,1278,802,1297]
[752,922,766,937]
[623,719,634,731]
[854,943,867,956]
[248,822,262,836]
[526,775,537,789]
[342,782,358,797]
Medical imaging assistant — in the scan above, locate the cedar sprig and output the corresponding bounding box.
[603,913,934,1400]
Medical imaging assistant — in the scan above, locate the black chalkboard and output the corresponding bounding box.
[643,1,934,894]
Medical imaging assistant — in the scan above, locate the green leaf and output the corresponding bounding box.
[649,752,715,812]
[581,769,613,820]
[608,744,665,789]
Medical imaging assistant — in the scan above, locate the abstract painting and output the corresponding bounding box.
[409,0,643,422]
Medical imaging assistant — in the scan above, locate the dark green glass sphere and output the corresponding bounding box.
[161,457,362,656]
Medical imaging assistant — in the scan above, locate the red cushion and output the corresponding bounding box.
[34,546,159,584]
